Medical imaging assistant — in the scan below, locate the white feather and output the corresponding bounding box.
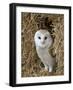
[34,29,55,72]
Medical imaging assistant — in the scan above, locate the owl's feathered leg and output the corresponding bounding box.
[49,65,53,72]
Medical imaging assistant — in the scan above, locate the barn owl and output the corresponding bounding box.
[34,29,55,72]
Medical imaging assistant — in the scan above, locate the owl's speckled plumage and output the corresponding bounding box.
[34,29,55,72]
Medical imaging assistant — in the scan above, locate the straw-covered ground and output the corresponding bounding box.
[21,13,64,77]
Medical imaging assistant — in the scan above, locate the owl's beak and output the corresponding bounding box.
[41,41,45,44]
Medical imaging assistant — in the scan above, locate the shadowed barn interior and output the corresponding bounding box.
[21,12,64,77]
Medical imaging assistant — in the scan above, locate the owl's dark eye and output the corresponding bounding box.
[44,37,47,40]
[38,36,41,39]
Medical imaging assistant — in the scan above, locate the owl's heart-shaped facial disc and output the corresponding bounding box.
[34,29,53,48]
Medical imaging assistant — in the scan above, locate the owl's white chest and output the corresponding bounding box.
[36,47,54,66]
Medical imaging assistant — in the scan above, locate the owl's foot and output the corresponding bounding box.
[44,66,48,71]
[44,65,53,72]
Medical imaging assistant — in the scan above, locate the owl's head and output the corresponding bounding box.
[34,29,53,48]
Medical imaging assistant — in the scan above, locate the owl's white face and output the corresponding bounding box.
[34,30,53,48]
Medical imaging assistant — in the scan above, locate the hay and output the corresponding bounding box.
[21,13,64,77]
